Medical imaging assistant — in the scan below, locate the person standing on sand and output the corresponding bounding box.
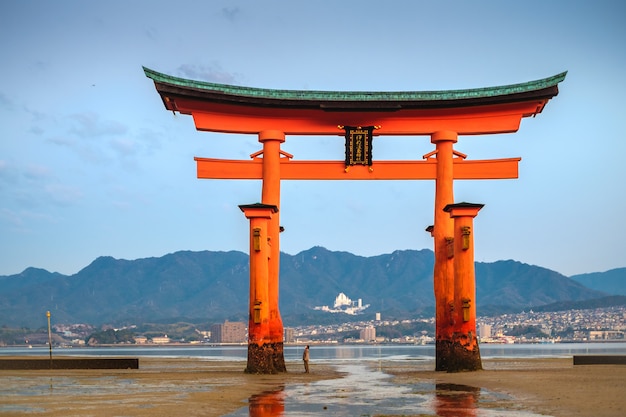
[303,345,310,373]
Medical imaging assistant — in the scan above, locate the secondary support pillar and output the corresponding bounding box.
[430,131,458,371]
[444,202,484,372]
[239,203,281,374]
[258,130,287,372]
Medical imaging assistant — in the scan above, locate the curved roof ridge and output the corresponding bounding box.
[143,66,567,102]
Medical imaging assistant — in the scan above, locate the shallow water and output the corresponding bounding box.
[3,342,625,362]
[224,363,546,417]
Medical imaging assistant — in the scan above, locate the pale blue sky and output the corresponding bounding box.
[1,1,625,277]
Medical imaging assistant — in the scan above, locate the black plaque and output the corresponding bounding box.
[344,126,374,166]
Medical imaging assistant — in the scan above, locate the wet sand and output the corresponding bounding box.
[1,356,624,416]
[0,357,340,417]
[384,357,626,417]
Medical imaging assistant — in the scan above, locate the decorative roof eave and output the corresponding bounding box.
[143,66,566,112]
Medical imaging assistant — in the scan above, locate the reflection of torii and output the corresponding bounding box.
[144,67,566,373]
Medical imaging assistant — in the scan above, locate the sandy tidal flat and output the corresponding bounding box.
[1,356,624,416]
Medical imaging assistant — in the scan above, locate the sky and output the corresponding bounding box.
[1,1,625,277]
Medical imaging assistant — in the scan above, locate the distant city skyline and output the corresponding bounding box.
[1,1,625,277]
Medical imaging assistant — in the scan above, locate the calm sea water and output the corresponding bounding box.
[2,342,624,362]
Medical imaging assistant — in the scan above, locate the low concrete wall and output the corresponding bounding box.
[573,355,626,365]
[0,358,139,370]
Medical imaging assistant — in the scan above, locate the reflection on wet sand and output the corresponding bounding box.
[244,377,486,417]
[248,387,285,417]
[434,383,480,417]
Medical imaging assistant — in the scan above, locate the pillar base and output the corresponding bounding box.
[245,342,287,374]
[436,338,482,372]
[435,339,452,372]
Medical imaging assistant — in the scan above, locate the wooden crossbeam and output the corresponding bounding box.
[194,157,520,180]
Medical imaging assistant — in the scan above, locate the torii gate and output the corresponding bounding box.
[144,67,565,373]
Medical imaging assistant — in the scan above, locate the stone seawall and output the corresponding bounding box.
[0,357,138,369]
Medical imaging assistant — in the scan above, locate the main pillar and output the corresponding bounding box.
[240,203,281,374]
[444,202,484,372]
[430,131,457,371]
[258,130,287,372]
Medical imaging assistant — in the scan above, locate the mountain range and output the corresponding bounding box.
[1,247,624,328]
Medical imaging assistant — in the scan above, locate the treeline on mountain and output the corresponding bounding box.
[0,247,623,328]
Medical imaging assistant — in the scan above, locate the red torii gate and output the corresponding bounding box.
[144,67,565,373]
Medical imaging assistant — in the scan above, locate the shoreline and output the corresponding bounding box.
[1,356,624,416]
[3,339,626,348]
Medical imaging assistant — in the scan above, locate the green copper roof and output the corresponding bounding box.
[143,66,566,103]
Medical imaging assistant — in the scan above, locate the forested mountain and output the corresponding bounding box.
[0,247,615,328]
[569,268,626,295]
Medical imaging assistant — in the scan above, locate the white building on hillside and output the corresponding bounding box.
[314,292,370,315]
